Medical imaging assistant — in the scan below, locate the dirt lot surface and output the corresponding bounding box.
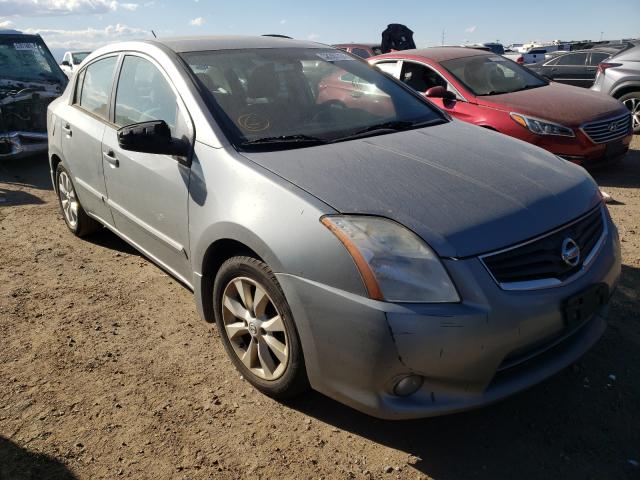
[1,137,639,480]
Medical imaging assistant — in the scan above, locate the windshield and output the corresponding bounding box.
[180,48,446,149]
[0,37,66,84]
[71,52,90,65]
[440,55,547,96]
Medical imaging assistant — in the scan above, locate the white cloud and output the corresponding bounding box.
[0,17,13,28]
[307,33,319,40]
[280,19,286,25]
[190,16,205,27]
[0,0,139,17]
[465,25,477,33]
[24,23,148,49]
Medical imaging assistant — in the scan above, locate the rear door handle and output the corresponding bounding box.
[62,123,72,136]
[103,150,119,168]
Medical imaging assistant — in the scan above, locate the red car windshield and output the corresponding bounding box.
[441,55,547,96]
[181,48,446,149]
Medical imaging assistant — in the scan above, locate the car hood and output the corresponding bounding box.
[242,121,601,258]
[474,82,627,126]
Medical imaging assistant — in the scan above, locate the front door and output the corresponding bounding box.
[101,54,194,284]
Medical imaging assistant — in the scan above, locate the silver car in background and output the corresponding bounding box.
[47,36,621,419]
[591,45,640,133]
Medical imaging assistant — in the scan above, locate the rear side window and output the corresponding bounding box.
[557,53,587,66]
[78,56,117,119]
[114,55,178,130]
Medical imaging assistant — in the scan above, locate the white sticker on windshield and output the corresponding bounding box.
[14,42,37,51]
[316,52,355,62]
[488,56,507,62]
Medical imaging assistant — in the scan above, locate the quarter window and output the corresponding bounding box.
[114,55,178,130]
[589,52,610,66]
[78,56,118,119]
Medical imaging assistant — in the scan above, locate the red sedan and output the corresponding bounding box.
[368,47,633,168]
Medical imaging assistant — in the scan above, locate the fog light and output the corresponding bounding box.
[393,375,423,397]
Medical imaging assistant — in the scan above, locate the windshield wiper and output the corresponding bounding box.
[239,134,329,149]
[334,119,440,142]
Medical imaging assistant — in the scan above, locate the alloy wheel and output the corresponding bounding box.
[221,277,289,381]
[623,97,640,131]
[58,171,79,229]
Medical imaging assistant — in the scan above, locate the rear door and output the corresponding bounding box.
[101,53,194,284]
[60,54,119,225]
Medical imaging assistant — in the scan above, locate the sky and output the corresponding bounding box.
[1,0,639,59]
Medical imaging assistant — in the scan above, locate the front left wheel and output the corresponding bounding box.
[212,256,309,399]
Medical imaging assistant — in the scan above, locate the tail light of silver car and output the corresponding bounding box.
[596,62,621,75]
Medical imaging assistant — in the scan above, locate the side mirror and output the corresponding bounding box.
[61,60,70,67]
[117,120,190,158]
[425,86,456,100]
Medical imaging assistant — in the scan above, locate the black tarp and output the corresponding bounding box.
[380,24,416,53]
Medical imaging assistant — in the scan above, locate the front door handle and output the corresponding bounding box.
[62,123,72,136]
[103,150,119,168]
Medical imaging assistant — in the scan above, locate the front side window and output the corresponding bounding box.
[441,55,547,96]
[181,48,445,149]
[114,55,178,129]
[78,56,118,119]
[400,62,448,93]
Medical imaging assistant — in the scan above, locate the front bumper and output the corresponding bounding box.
[0,131,48,160]
[276,220,621,419]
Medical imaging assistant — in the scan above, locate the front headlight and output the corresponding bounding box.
[321,215,460,303]
[510,113,575,137]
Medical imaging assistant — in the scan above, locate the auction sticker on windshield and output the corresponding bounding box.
[316,52,355,62]
[13,42,37,50]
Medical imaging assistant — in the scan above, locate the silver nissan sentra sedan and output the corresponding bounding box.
[47,36,621,419]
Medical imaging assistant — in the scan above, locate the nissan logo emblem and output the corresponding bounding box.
[561,238,581,267]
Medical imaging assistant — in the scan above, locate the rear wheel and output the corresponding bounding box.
[619,92,640,134]
[55,163,101,237]
[213,256,308,399]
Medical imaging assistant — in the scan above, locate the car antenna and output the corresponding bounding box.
[151,30,157,38]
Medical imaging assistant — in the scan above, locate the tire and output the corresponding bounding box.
[619,92,640,134]
[213,256,309,399]
[55,163,102,237]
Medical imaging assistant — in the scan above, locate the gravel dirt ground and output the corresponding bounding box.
[1,137,639,480]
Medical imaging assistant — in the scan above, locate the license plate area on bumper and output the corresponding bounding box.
[563,283,609,329]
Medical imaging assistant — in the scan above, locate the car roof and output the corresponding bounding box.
[611,45,640,61]
[0,29,40,38]
[333,43,380,48]
[374,46,491,62]
[145,35,326,53]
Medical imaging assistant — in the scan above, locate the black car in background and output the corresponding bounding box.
[525,46,631,88]
[0,29,68,160]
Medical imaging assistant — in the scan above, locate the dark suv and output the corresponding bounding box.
[1,29,67,160]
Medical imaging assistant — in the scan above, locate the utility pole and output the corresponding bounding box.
[441,28,445,46]
[600,31,604,41]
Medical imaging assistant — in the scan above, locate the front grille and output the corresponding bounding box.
[481,206,605,287]
[582,113,632,144]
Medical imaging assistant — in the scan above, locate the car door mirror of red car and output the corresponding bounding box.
[117,120,191,159]
[425,86,456,100]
